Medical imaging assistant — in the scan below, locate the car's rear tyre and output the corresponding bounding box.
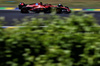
[21,7,29,13]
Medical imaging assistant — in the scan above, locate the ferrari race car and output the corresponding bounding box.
[18,2,71,13]
[18,2,52,13]
[56,4,71,13]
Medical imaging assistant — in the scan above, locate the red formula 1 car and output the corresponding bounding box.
[56,4,71,14]
[18,2,52,13]
[18,2,71,14]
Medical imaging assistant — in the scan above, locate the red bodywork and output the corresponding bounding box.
[19,2,71,13]
[26,3,54,7]
[59,7,71,12]
[25,3,54,11]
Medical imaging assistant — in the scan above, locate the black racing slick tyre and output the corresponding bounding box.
[21,7,29,13]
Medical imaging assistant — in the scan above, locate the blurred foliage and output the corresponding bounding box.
[1,13,100,66]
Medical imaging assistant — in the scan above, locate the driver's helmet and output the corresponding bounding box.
[35,3,39,5]
[20,2,25,5]
[58,4,63,7]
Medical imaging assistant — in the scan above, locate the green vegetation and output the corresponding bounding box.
[0,13,100,66]
[0,0,100,8]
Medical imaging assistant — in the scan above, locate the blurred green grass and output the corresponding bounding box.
[0,0,100,8]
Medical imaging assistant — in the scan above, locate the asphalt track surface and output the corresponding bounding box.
[0,10,100,26]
